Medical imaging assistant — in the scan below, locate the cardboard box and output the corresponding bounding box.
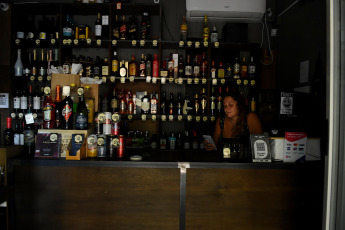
[51,73,81,100]
[35,133,62,158]
[68,134,87,160]
[38,129,92,158]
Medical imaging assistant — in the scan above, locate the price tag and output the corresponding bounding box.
[151,115,157,121]
[237,79,242,85]
[212,79,217,85]
[15,39,20,45]
[51,38,56,45]
[44,86,51,95]
[187,41,192,47]
[202,116,208,122]
[30,76,35,82]
[161,77,166,84]
[140,40,145,46]
[214,42,219,48]
[179,41,184,47]
[131,40,137,46]
[187,115,192,122]
[47,75,52,81]
[161,115,167,121]
[98,113,106,123]
[152,77,157,84]
[128,114,133,120]
[18,113,23,119]
[112,113,121,123]
[194,78,200,84]
[110,76,115,83]
[243,79,249,85]
[63,39,68,45]
[174,78,179,84]
[153,40,158,46]
[35,39,40,45]
[221,79,226,85]
[187,78,193,84]
[112,40,117,46]
[74,39,79,45]
[251,80,256,86]
[129,76,135,82]
[112,138,119,148]
[178,78,183,84]
[211,116,216,122]
[67,39,72,45]
[203,41,208,47]
[94,76,100,80]
[102,76,107,83]
[96,39,102,46]
[146,76,151,83]
[38,76,43,82]
[168,77,174,83]
[33,113,38,119]
[10,113,16,119]
[120,76,126,83]
[195,41,200,48]
[169,115,174,121]
[201,78,207,84]
[178,115,183,121]
[25,113,35,125]
[195,116,201,122]
[141,114,147,121]
[87,38,92,45]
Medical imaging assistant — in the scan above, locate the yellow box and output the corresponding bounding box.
[38,129,92,159]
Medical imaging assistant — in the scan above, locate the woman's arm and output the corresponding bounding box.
[204,117,221,151]
[247,112,263,134]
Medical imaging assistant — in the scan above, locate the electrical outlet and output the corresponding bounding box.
[271,29,277,37]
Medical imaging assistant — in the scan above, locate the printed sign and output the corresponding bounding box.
[283,132,307,163]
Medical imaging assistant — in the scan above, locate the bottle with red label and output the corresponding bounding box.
[60,85,74,130]
[152,54,159,78]
[43,93,56,129]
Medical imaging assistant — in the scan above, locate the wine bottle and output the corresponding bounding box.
[38,15,47,40]
[75,87,88,130]
[24,119,35,158]
[119,89,127,114]
[23,50,31,77]
[13,88,21,114]
[20,87,28,114]
[139,53,146,78]
[60,86,74,130]
[200,52,207,78]
[176,92,183,115]
[141,91,150,114]
[200,88,208,115]
[102,14,109,40]
[102,57,109,76]
[70,83,79,114]
[210,25,218,43]
[63,15,73,39]
[119,61,127,78]
[241,56,248,78]
[84,86,95,124]
[120,15,127,40]
[194,93,200,115]
[101,94,109,112]
[150,92,158,114]
[168,92,175,115]
[55,85,62,129]
[4,117,14,146]
[31,49,38,77]
[27,15,37,42]
[210,86,216,116]
[128,16,137,40]
[110,87,118,113]
[27,85,34,113]
[127,90,135,114]
[111,51,119,76]
[33,86,41,114]
[43,92,56,129]
[93,56,101,78]
[112,15,120,40]
[95,13,102,40]
[140,11,150,40]
[14,49,23,77]
[193,55,200,78]
[160,91,167,115]
[152,54,159,78]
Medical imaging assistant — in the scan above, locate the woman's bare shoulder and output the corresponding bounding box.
[247,112,263,134]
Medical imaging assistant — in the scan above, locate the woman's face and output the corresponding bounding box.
[223,96,239,119]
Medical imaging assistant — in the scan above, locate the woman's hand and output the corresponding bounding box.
[204,139,215,151]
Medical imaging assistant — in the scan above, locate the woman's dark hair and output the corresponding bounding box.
[223,90,248,137]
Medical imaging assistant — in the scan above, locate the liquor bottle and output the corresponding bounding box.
[200,88,208,115]
[26,15,37,42]
[112,15,120,40]
[43,93,55,129]
[248,56,256,79]
[182,94,192,115]
[141,91,150,114]
[128,16,137,40]
[14,122,21,145]
[48,17,56,40]
[169,132,176,150]
[128,55,138,78]
[119,89,127,114]
[38,15,47,40]
[4,117,14,145]
[202,15,209,42]
[93,56,101,78]
[184,130,191,150]
[24,118,35,158]
[210,60,217,79]
[194,93,200,115]
[127,90,135,114]
[241,56,248,78]
[140,11,150,40]
[13,88,21,114]
[85,56,93,78]
[216,86,223,116]
[217,62,225,79]
[20,87,28,114]
[192,130,199,150]
[210,86,216,116]
[200,52,207,78]
[168,92,175,115]
[38,49,47,79]
[150,92,158,114]
[210,25,218,43]
[27,85,34,113]
[119,61,128,78]
[23,51,31,77]
[250,96,256,112]
[75,87,88,130]
[102,14,109,40]
[101,94,109,112]
[160,91,167,115]
[159,131,167,150]
[33,86,41,114]
[176,92,183,115]
[152,54,159,78]
[110,87,118,113]
[112,51,119,76]
[60,86,74,130]
[14,49,23,77]
[47,50,54,76]
[53,85,62,129]
[95,13,102,40]
[102,57,109,76]
[167,53,174,78]
[70,83,79,114]
[120,15,127,40]
[185,54,192,78]
[180,16,187,41]
[63,15,74,39]
[178,55,184,78]
[193,55,200,78]
[84,86,95,124]
[146,53,152,78]
[233,56,240,79]
[225,62,232,79]
[139,53,146,77]
[31,49,38,77]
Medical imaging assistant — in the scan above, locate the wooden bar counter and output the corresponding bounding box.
[6,151,324,230]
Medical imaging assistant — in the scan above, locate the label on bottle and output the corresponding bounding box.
[24,130,35,146]
[39,32,46,40]
[14,97,20,109]
[95,25,102,37]
[129,63,137,77]
[141,101,150,113]
[102,66,109,76]
[249,65,256,74]
[185,66,192,76]
[62,104,72,121]
[76,113,88,129]
[193,66,200,77]
[43,105,53,121]
[20,96,28,110]
[17,32,24,39]
[63,27,72,37]
[112,60,119,73]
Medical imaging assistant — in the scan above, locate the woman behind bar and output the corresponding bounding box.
[204,90,263,151]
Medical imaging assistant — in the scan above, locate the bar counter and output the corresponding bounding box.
[6,150,324,230]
